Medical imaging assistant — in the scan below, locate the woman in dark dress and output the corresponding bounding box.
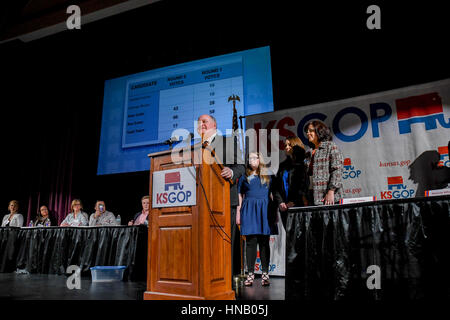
[273,136,309,229]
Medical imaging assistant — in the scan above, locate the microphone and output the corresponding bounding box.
[164,136,181,145]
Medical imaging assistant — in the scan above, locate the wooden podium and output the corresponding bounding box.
[143,144,235,300]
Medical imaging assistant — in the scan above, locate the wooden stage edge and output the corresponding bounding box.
[143,290,236,300]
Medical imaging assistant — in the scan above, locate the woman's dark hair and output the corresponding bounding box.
[37,205,49,216]
[291,145,306,163]
[304,120,332,143]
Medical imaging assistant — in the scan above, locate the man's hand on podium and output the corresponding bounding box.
[221,167,233,179]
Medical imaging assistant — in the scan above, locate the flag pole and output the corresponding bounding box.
[229,95,247,285]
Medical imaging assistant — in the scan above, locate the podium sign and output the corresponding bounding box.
[152,166,196,208]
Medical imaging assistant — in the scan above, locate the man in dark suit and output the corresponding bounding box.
[197,114,245,277]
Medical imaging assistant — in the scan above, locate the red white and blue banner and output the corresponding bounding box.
[247,78,450,201]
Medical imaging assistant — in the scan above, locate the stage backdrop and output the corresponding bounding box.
[247,78,450,200]
[247,79,450,277]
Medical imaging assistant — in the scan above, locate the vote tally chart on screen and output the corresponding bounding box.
[98,46,273,175]
[123,57,243,148]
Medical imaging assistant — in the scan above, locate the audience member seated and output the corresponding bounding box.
[89,200,118,226]
[60,199,88,227]
[1,200,24,227]
[128,195,150,226]
[33,205,52,227]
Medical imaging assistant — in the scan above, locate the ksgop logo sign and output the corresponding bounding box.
[152,167,196,208]
[380,176,415,199]
[252,91,449,146]
[343,158,362,179]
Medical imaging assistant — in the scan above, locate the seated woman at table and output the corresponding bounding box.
[304,120,344,205]
[128,195,150,226]
[1,200,24,227]
[60,199,88,227]
[89,200,118,226]
[32,205,52,227]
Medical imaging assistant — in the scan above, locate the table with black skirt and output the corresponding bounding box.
[285,195,450,300]
[0,225,147,281]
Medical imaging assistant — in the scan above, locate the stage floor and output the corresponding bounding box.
[0,273,285,300]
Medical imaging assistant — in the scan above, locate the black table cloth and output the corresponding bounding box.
[0,225,147,281]
[285,196,450,300]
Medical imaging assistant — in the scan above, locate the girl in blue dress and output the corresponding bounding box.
[236,152,276,286]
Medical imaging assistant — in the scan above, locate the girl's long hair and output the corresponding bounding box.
[286,136,305,150]
[246,152,270,185]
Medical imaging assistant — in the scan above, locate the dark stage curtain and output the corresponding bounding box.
[0,225,147,281]
[24,110,80,226]
[285,196,450,300]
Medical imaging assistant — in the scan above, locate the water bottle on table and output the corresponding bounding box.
[116,214,121,225]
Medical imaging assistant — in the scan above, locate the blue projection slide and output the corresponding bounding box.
[98,46,273,175]
[123,58,243,147]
